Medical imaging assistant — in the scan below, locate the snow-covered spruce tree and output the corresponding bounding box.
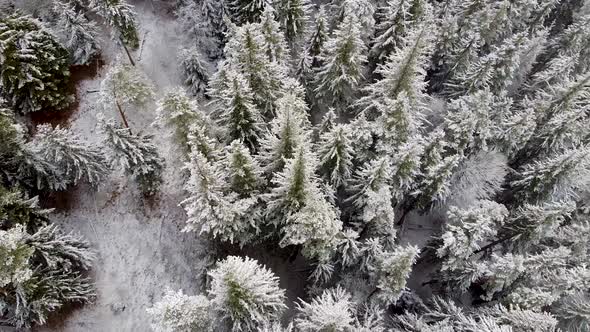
[317,124,355,189]
[213,69,264,152]
[314,14,367,111]
[302,5,328,71]
[224,23,286,114]
[90,0,139,48]
[392,296,559,332]
[0,190,96,329]
[259,5,290,64]
[258,88,311,175]
[154,90,213,153]
[375,245,420,305]
[207,256,286,331]
[294,286,355,331]
[346,157,396,228]
[181,150,258,244]
[444,32,538,97]
[359,24,433,117]
[0,224,33,288]
[274,0,310,49]
[229,0,266,24]
[223,140,263,198]
[53,1,100,66]
[512,72,590,166]
[437,201,509,276]
[99,117,164,196]
[201,0,229,56]
[0,13,71,113]
[99,63,155,121]
[510,144,590,203]
[146,289,212,332]
[266,146,342,263]
[555,291,590,331]
[337,0,375,40]
[27,124,109,188]
[179,47,210,95]
[443,90,506,155]
[370,0,430,65]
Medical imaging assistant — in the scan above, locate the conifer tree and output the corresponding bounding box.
[510,145,590,203]
[303,6,328,70]
[259,5,290,63]
[90,0,139,48]
[53,1,100,66]
[347,157,395,227]
[154,90,213,152]
[0,13,71,113]
[100,63,155,111]
[207,256,287,331]
[201,0,229,54]
[437,201,509,272]
[370,0,430,64]
[265,146,322,225]
[99,117,164,196]
[275,0,311,49]
[0,224,34,288]
[258,90,311,174]
[223,140,263,197]
[225,23,285,114]
[29,125,109,188]
[338,0,375,39]
[181,151,258,244]
[359,25,432,115]
[146,289,212,332]
[215,69,264,152]
[314,14,367,110]
[179,47,210,95]
[230,0,267,24]
[295,286,355,331]
[376,245,420,304]
[514,72,590,165]
[317,124,354,188]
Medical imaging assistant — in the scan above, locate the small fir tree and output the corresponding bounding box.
[179,47,210,95]
[295,286,355,331]
[99,117,164,196]
[317,124,355,188]
[207,256,287,331]
[146,289,212,332]
[314,13,367,110]
[214,69,264,152]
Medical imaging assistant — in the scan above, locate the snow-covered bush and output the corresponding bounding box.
[208,256,287,331]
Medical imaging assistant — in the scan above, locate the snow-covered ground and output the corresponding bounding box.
[35,4,213,331]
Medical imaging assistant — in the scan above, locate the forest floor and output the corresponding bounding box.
[33,3,213,331]
[26,1,439,331]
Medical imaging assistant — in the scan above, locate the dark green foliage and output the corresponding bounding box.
[0,13,71,113]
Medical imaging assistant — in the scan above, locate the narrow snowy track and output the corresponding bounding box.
[35,5,212,331]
